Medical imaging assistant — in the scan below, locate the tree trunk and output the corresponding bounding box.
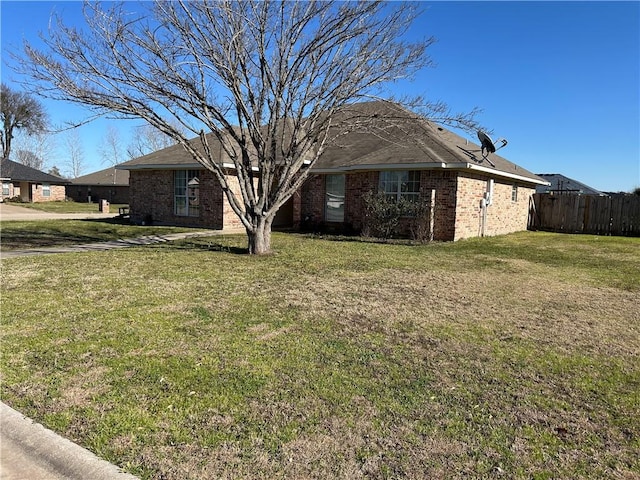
[246,216,273,255]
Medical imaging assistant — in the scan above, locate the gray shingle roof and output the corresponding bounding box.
[117,101,547,185]
[117,142,202,170]
[535,174,604,195]
[72,166,129,186]
[0,159,70,184]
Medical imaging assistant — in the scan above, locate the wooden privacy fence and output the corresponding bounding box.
[528,193,640,236]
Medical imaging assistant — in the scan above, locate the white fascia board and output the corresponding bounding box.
[310,163,448,174]
[448,163,550,185]
[311,162,549,186]
[117,163,260,172]
[222,163,260,172]
[116,163,202,170]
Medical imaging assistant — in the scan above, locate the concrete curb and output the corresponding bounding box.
[0,402,139,480]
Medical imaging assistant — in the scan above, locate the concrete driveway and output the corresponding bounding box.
[0,202,119,221]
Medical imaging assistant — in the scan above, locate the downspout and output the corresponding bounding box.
[481,179,494,237]
[429,188,435,242]
[480,197,487,237]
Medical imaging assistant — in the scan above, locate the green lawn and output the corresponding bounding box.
[1,231,638,479]
[7,200,129,214]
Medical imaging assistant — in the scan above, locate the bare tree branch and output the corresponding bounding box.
[63,128,86,178]
[99,125,125,167]
[12,0,480,253]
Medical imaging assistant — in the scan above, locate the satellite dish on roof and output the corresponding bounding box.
[457,130,509,168]
[477,131,496,154]
[478,131,508,155]
[477,131,508,167]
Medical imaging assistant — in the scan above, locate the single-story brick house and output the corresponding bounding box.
[117,102,548,241]
[66,166,130,204]
[1,158,69,202]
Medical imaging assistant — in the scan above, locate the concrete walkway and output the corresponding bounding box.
[1,402,139,480]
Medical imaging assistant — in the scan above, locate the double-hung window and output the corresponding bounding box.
[511,185,518,202]
[2,183,9,196]
[379,171,420,202]
[175,170,200,217]
[42,183,51,197]
[325,174,345,222]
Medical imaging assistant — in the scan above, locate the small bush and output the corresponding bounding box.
[361,191,401,239]
[362,191,433,242]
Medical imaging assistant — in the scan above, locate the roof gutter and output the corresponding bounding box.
[118,160,548,186]
[311,162,549,186]
[117,162,260,172]
[311,162,448,173]
[449,162,550,185]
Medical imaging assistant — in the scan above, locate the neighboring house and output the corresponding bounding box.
[0,158,69,202]
[117,101,548,241]
[535,173,605,196]
[67,166,130,204]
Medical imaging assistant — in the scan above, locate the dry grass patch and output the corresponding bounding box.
[1,231,638,479]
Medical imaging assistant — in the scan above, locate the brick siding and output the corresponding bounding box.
[453,173,535,240]
[220,175,248,230]
[1,182,66,203]
[130,168,535,240]
[345,172,378,231]
[418,170,458,241]
[1,182,14,201]
[66,185,129,204]
[300,169,534,241]
[300,174,325,227]
[26,183,66,202]
[129,169,229,229]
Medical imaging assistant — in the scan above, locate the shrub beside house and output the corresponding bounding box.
[117,101,548,241]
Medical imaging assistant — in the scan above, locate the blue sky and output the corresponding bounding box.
[1,1,639,192]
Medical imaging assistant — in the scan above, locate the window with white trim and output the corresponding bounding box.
[325,174,345,222]
[511,185,518,202]
[2,183,9,196]
[42,183,51,197]
[174,170,200,217]
[379,171,420,202]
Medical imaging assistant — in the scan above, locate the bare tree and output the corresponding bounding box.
[13,129,57,171]
[15,149,44,170]
[16,0,479,254]
[99,125,125,167]
[63,129,86,178]
[1,83,48,160]
[127,123,182,160]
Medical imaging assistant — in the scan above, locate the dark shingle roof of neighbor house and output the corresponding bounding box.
[117,101,547,186]
[0,158,70,184]
[535,173,604,195]
[72,166,129,186]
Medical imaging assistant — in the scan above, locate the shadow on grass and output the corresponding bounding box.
[1,223,118,250]
[298,231,430,247]
[0,217,198,251]
[151,239,249,255]
[82,216,132,226]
